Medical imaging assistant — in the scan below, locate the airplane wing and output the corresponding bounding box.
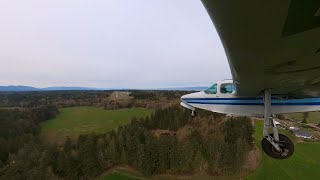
[201,0,320,97]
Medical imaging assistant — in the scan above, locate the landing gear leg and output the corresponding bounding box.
[191,110,196,117]
[180,102,196,118]
[261,89,294,159]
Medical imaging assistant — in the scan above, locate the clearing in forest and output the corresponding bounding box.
[41,106,152,142]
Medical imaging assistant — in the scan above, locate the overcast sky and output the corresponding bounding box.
[0,0,231,89]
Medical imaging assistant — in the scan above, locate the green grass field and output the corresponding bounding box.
[41,106,152,142]
[286,112,320,124]
[246,120,320,180]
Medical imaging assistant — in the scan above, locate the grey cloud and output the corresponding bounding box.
[0,0,231,88]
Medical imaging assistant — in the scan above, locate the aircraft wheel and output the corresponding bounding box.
[261,133,294,159]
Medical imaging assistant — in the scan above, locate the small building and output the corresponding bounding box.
[289,126,298,130]
[292,129,312,139]
[274,120,281,126]
[273,119,285,129]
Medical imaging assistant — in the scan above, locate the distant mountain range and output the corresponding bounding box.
[0,85,208,92]
[157,86,208,91]
[0,86,99,92]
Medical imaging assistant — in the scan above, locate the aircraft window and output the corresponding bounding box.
[220,83,235,93]
[204,84,217,94]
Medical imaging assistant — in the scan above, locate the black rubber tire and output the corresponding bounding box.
[261,133,294,159]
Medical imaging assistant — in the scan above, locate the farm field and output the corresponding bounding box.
[246,120,320,180]
[41,106,152,142]
[286,112,320,124]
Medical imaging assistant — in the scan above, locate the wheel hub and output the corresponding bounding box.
[261,133,294,159]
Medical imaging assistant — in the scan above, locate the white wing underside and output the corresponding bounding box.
[202,0,320,97]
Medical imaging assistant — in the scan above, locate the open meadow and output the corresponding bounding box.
[246,120,320,179]
[41,106,152,142]
[286,112,320,124]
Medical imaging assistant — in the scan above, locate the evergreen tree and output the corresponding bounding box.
[302,112,309,123]
[78,135,102,177]
[120,148,128,165]
[140,136,159,176]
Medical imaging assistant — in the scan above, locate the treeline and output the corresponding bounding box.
[0,91,112,108]
[103,91,188,110]
[0,90,187,110]
[0,106,59,168]
[144,106,190,130]
[130,91,188,109]
[1,106,254,179]
[130,90,190,101]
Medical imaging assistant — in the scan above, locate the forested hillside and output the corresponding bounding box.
[0,91,254,179]
[0,106,59,168]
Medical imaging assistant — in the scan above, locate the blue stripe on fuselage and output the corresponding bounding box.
[181,97,320,106]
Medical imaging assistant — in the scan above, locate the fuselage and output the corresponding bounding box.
[181,80,320,116]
